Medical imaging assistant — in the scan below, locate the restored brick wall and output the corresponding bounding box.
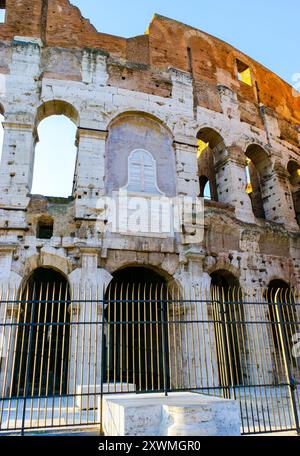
[0,0,299,146]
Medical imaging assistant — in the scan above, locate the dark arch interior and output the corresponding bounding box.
[266,280,297,364]
[245,145,271,220]
[267,279,290,299]
[199,175,212,199]
[211,270,240,291]
[104,267,169,392]
[210,270,244,386]
[12,268,70,397]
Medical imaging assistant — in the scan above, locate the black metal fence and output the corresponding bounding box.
[0,283,299,435]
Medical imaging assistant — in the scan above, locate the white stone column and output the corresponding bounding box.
[0,245,22,397]
[261,162,299,231]
[173,139,199,197]
[0,122,37,208]
[215,146,255,223]
[0,36,41,211]
[68,248,112,408]
[74,128,108,219]
[173,257,218,390]
[238,238,274,385]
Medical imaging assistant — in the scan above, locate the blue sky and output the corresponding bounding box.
[72,0,299,85]
[1,1,299,197]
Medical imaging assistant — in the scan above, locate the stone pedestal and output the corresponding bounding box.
[100,392,241,436]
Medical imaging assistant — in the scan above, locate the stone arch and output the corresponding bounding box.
[36,100,79,127]
[105,111,176,197]
[106,109,173,137]
[107,261,178,288]
[196,127,226,202]
[210,269,240,289]
[32,100,78,197]
[245,143,272,219]
[206,258,241,284]
[20,252,73,292]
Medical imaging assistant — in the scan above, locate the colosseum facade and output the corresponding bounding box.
[0,0,299,434]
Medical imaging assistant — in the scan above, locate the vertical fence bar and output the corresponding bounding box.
[274,291,300,434]
[20,285,36,436]
[100,287,105,435]
[160,284,168,396]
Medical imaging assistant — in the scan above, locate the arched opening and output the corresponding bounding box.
[32,101,78,197]
[266,279,299,380]
[210,270,245,387]
[287,160,300,227]
[104,266,170,392]
[197,128,223,202]
[245,144,271,219]
[199,175,212,200]
[106,112,176,198]
[12,268,70,397]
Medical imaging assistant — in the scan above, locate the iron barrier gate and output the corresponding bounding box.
[0,283,299,435]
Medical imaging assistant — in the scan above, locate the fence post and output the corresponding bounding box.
[274,290,300,435]
[219,287,236,400]
[160,289,168,397]
[99,291,105,435]
[21,292,37,436]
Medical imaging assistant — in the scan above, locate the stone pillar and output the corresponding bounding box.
[173,139,199,197]
[0,36,41,215]
[239,235,274,385]
[241,289,275,386]
[0,245,22,396]
[260,162,299,231]
[74,128,108,219]
[169,68,193,112]
[215,146,255,223]
[0,122,37,208]
[173,257,218,390]
[68,248,112,408]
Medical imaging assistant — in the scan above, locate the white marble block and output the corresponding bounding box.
[100,392,241,436]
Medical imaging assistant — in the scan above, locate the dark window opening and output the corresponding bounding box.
[199,175,212,200]
[236,59,252,86]
[0,1,6,23]
[37,218,54,239]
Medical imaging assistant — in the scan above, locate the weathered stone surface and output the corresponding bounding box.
[101,392,241,436]
[0,1,299,427]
